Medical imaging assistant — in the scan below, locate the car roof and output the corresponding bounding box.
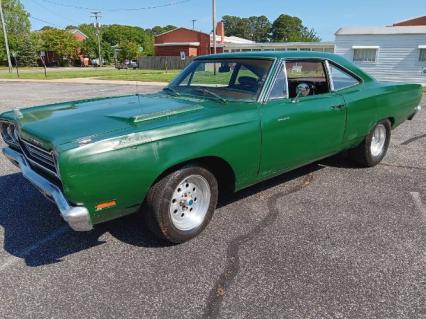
[195,51,375,82]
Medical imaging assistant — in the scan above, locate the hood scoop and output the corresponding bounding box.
[108,104,204,124]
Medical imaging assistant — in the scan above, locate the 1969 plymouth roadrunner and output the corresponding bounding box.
[1,52,422,243]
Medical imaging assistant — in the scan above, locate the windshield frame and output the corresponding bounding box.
[167,57,277,103]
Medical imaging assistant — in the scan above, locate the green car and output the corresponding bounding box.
[0,52,422,243]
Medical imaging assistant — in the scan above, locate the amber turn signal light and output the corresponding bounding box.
[96,200,117,211]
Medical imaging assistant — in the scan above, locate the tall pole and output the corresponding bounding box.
[0,0,12,72]
[192,19,197,30]
[212,0,216,55]
[91,11,102,67]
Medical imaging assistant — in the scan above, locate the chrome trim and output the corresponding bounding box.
[325,60,335,92]
[19,138,59,178]
[258,58,280,103]
[283,60,289,99]
[2,147,93,231]
[326,59,362,91]
[263,59,288,102]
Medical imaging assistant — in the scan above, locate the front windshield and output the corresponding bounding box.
[167,58,274,102]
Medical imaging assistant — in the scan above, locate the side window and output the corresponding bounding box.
[285,60,330,98]
[329,64,360,91]
[269,65,287,99]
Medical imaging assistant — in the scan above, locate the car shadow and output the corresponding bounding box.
[0,158,342,268]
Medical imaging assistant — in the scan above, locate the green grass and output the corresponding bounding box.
[0,67,179,82]
[423,86,426,93]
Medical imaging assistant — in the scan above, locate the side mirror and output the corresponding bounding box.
[292,83,311,103]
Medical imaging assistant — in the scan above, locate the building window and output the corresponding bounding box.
[353,49,377,62]
[420,49,426,62]
[299,48,311,51]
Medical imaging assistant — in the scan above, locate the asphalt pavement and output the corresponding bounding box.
[0,81,424,319]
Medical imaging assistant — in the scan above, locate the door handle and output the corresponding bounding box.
[331,104,345,110]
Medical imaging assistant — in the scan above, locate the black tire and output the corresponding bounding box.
[349,119,391,167]
[145,165,218,244]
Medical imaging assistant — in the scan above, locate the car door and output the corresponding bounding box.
[259,59,347,177]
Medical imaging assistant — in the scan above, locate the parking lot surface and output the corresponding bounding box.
[0,81,425,319]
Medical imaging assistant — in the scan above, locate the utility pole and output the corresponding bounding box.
[0,0,12,73]
[192,19,197,30]
[212,0,216,55]
[91,11,102,67]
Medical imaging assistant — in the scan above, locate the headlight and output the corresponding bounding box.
[1,122,19,147]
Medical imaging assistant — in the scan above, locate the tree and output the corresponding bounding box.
[248,16,271,42]
[0,0,31,62]
[40,26,54,31]
[149,25,176,36]
[101,24,153,56]
[16,34,38,66]
[271,14,320,42]
[117,40,142,62]
[78,23,114,63]
[222,15,271,42]
[39,28,79,65]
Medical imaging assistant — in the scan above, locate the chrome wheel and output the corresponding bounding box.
[370,124,387,157]
[169,174,211,231]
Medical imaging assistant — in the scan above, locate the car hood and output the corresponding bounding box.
[3,93,210,149]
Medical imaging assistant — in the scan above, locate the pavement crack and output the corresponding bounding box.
[410,192,426,221]
[202,173,314,319]
[401,133,426,145]
[380,163,426,171]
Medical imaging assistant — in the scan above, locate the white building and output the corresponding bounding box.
[335,26,426,84]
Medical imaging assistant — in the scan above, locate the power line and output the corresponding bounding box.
[31,0,80,26]
[37,0,192,12]
[29,15,61,28]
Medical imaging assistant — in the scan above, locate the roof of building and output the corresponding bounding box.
[336,26,426,35]
[393,15,426,26]
[155,27,209,38]
[210,34,255,44]
[67,28,88,40]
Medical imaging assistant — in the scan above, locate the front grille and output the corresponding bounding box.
[19,138,58,176]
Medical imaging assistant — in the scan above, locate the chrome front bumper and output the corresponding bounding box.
[2,147,93,231]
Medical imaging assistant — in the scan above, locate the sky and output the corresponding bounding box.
[21,0,426,41]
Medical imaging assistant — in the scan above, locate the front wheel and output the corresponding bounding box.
[349,119,391,167]
[145,165,218,243]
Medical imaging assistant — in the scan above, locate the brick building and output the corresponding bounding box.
[43,29,88,66]
[154,21,254,57]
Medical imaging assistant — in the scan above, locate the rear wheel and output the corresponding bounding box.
[145,165,218,243]
[350,119,391,167]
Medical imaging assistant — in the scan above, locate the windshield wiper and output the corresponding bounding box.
[194,88,227,103]
[163,87,181,96]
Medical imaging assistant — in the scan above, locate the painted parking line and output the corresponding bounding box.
[410,192,426,221]
[0,225,69,272]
